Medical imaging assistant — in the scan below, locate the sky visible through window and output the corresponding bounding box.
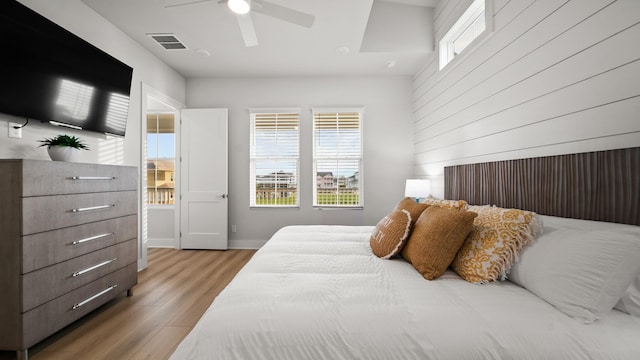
[315,131,360,177]
[147,133,175,158]
[253,132,360,177]
[314,112,361,179]
[253,115,298,176]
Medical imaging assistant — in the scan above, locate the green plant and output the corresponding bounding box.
[38,134,89,150]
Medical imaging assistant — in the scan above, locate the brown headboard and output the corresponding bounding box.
[444,147,640,226]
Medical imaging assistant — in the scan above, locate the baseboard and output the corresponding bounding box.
[229,239,267,249]
[146,239,266,250]
[147,238,177,248]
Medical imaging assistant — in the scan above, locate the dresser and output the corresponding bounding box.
[0,160,138,360]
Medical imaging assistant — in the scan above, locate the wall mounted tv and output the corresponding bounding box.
[0,0,133,137]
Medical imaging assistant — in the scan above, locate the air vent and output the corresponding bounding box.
[147,33,187,50]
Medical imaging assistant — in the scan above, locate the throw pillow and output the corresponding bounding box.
[423,196,468,210]
[394,197,429,226]
[401,206,477,280]
[452,205,542,284]
[370,209,412,259]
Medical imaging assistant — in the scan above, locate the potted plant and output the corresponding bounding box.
[38,134,89,162]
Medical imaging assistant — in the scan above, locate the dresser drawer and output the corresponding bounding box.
[22,191,137,235]
[21,263,137,348]
[22,239,137,312]
[22,215,137,273]
[21,160,137,196]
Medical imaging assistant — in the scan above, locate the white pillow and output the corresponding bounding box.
[615,275,640,316]
[508,215,640,323]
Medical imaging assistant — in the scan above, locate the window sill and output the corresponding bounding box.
[313,206,364,210]
[250,206,300,209]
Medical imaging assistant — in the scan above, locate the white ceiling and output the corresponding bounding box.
[81,0,437,78]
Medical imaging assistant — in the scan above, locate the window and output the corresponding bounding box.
[313,108,363,208]
[439,0,489,70]
[146,113,176,205]
[250,109,300,207]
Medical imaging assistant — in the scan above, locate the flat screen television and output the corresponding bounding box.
[0,0,133,137]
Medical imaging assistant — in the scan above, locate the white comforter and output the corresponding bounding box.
[171,225,640,359]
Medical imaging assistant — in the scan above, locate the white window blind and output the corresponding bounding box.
[250,109,300,207]
[312,108,363,207]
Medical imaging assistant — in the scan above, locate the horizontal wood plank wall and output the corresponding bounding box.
[444,147,640,225]
[413,0,640,198]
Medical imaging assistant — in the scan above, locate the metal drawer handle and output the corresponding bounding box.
[71,204,116,213]
[72,258,117,277]
[71,232,115,246]
[72,284,118,310]
[71,176,117,180]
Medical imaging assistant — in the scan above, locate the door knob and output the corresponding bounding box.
[221,194,228,199]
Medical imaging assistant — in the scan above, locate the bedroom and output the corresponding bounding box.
[0,0,638,359]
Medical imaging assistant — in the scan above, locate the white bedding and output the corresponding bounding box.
[170,225,640,359]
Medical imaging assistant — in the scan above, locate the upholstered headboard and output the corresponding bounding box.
[444,147,640,226]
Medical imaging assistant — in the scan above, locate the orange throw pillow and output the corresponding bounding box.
[402,206,477,280]
[370,209,412,259]
[394,197,429,226]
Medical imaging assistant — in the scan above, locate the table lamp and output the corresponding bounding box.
[405,179,431,203]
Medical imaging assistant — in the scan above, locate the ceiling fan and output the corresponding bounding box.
[165,0,315,47]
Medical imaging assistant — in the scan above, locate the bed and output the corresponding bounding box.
[170,148,640,359]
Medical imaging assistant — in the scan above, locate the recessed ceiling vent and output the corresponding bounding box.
[147,33,187,50]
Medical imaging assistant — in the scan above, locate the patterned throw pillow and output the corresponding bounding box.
[423,196,468,210]
[401,206,478,280]
[370,209,412,259]
[394,197,429,226]
[452,205,543,284]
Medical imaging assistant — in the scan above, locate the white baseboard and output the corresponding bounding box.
[147,239,266,250]
[148,238,177,248]
[229,239,267,249]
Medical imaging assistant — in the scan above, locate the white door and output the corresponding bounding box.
[180,108,228,249]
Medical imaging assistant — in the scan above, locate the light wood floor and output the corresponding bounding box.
[0,248,256,360]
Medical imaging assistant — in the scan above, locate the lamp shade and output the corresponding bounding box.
[228,0,250,14]
[405,179,431,201]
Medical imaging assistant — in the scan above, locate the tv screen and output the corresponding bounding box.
[0,0,133,137]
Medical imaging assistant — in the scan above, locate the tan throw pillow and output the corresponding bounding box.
[423,196,468,210]
[370,209,412,259]
[452,205,543,284]
[394,197,429,226]
[401,206,478,280]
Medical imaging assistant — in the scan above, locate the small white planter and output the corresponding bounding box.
[47,146,81,162]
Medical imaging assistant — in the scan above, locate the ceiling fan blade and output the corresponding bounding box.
[236,13,258,47]
[252,0,315,28]
[163,0,213,8]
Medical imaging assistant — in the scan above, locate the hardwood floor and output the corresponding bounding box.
[0,248,256,360]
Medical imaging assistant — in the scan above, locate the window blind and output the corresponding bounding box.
[312,109,363,207]
[250,111,300,207]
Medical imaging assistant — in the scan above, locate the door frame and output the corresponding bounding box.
[140,83,184,268]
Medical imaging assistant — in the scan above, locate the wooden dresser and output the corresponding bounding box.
[0,160,138,360]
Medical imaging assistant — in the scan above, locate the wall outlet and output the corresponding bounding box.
[8,122,22,139]
[231,224,237,233]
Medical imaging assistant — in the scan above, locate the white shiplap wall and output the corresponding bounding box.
[413,0,640,198]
